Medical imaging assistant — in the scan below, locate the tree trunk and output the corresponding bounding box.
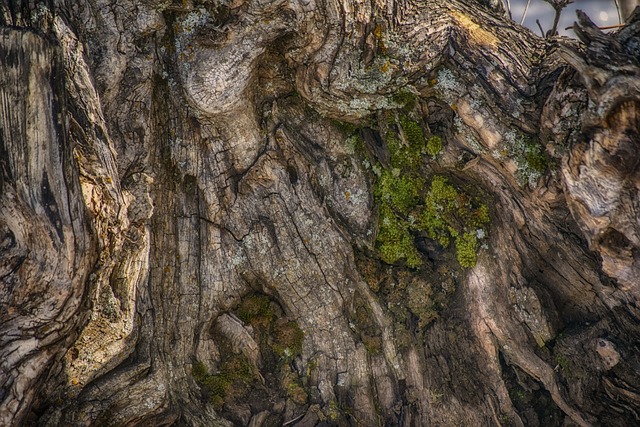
[620,1,640,22]
[1,1,639,426]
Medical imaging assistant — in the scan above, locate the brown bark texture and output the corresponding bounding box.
[1,1,640,426]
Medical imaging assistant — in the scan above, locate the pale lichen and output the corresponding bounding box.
[434,68,464,103]
[503,130,548,188]
[174,7,210,53]
[454,116,486,154]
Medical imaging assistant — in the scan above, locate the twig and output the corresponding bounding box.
[542,0,574,37]
[537,19,546,37]
[550,8,561,36]
[504,0,512,19]
[598,24,626,30]
[520,0,532,25]
[565,24,626,31]
[283,413,306,426]
[613,0,623,25]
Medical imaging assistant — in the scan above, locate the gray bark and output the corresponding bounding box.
[620,1,639,22]
[1,1,639,426]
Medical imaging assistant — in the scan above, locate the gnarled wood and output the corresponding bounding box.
[1,1,639,426]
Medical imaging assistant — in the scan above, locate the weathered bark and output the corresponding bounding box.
[1,1,639,426]
[621,1,640,22]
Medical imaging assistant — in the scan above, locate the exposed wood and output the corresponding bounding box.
[1,1,639,426]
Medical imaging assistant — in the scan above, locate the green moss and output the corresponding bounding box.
[426,176,459,207]
[503,131,548,187]
[525,150,547,174]
[455,232,478,268]
[237,294,273,327]
[192,354,254,409]
[332,119,358,136]
[192,361,208,382]
[351,293,383,355]
[201,375,229,409]
[426,135,443,157]
[509,387,527,402]
[373,115,429,267]
[406,277,438,329]
[387,133,418,171]
[332,120,366,156]
[197,297,309,412]
[418,176,489,268]
[474,204,490,227]
[374,170,423,214]
[383,115,426,170]
[326,400,341,421]
[377,203,421,267]
[400,117,424,147]
[372,111,489,268]
[279,364,308,405]
[272,320,304,359]
[236,294,306,374]
[362,335,383,354]
[285,378,308,405]
[555,355,572,375]
[375,172,489,268]
[498,414,512,424]
[419,176,459,247]
[391,89,417,109]
[345,134,365,156]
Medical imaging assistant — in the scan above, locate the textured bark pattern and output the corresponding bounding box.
[0,28,95,424]
[1,1,639,426]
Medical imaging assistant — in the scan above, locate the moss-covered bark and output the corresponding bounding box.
[2,1,640,426]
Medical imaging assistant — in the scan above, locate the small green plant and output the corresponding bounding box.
[426,135,443,157]
[376,203,422,267]
[555,354,572,375]
[237,294,273,328]
[387,125,423,170]
[272,320,304,359]
[373,115,428,267]
[351,293,384,354]
[391,89,417,110]
[419,176,490,268]
[503,130,548,187]
[498,414,512,424]
[509,387,527,402]
[374,170,423,214]
[192,355,254,409]
[456,232,478,268]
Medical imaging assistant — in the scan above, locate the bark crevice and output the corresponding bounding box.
[2,1,640,426]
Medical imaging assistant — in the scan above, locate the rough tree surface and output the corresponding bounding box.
[1,0,639,426]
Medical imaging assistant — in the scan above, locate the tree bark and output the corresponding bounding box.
[620,1,639,22]
[1,1,639,426]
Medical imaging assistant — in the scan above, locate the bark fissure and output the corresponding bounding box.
[2,1,640,426]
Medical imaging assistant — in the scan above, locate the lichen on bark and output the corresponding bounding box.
[2,1,640,427]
